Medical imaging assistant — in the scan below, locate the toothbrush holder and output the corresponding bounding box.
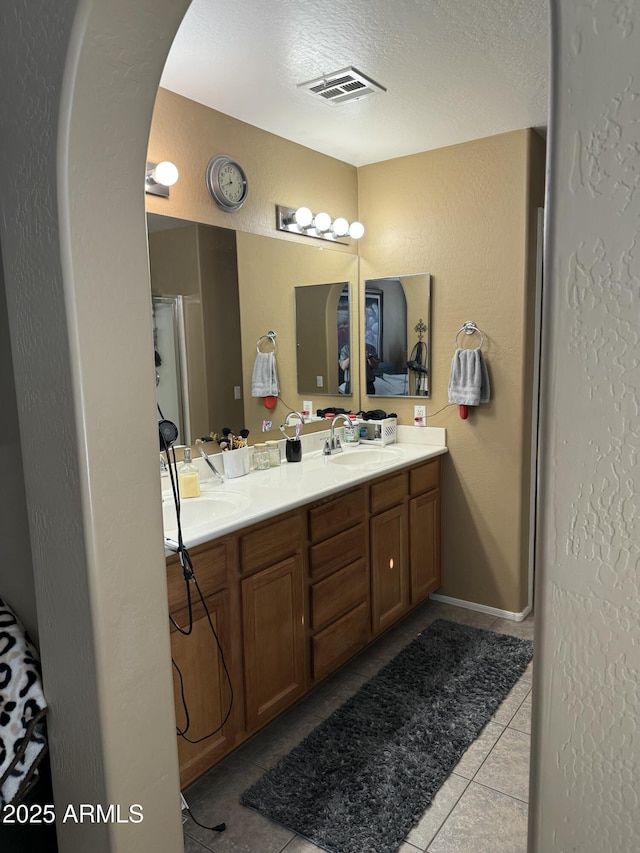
[285,439,302,463]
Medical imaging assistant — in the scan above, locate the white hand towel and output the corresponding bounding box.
[447,348,490,406]
[252,351,280,397]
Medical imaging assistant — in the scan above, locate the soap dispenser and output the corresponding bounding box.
[179,447,201,498]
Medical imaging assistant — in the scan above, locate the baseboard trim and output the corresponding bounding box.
[430,593,532,623]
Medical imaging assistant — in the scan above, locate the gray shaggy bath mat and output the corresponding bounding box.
[241,618,533,853]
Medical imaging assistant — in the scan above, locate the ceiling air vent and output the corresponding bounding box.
[298,67,386,106]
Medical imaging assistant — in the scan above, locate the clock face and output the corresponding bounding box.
[206,156,249,212]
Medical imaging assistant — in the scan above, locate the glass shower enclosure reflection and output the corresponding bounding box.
[153,295,191,446]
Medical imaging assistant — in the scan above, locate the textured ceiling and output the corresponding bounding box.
[160,0,549,167]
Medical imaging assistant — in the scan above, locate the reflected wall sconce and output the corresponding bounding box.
[145,161,179,198]
[276,204,365,243]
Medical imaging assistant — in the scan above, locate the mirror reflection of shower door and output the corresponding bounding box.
[153,295,191,445]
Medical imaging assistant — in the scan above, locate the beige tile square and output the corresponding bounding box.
[474,727,532,803]
[453,721,504,779]
[520,659,534,682]
[185,752,251,805]
[492,615,535,642]
[492,679,532,726]
[509,693,532,734]
[234,708,321,770]
[184,761,294,853]
[405,772,469,849]
[342,648,390,679]
[426,601,500,631]
[427,782,528,853]
[183,833,213,852]
[300,671,368,719]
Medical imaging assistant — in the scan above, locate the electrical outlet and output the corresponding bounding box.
[316,375,324,387]
[414,405,426,426]
[234,385,241,400]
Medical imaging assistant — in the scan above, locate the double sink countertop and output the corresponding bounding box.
[162,425,447,552]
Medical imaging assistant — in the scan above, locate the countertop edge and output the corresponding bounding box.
[164,443,448,554]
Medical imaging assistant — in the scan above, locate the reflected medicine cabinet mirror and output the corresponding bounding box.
[363,273,431,398]
[295,282,352,397]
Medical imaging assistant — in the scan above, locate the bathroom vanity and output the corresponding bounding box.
[165,436,446,787]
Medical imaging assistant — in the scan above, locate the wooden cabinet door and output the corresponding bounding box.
[370,503,409,634]
[170,589,233,788]
[242,555,306,732]
[410,489,441,603]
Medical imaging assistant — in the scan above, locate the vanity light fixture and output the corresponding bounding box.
[145,160,179,198]
[332,217,350,238]
[276,204,365,243]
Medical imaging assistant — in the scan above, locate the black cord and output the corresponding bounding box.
[159,418,234,742]
[159,410,230,836]
[183,797,226,833]
[172,572,234,743]
[276,394,299,413]
[427,402,456,419]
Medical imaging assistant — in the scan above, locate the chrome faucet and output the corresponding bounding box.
[323,413,351,455]
[280,410,305,439]
[282,411,305,429]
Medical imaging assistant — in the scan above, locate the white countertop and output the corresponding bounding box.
[162,426,447,552]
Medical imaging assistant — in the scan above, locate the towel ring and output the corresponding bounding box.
[257,331,277,354]
[455,321,484,348]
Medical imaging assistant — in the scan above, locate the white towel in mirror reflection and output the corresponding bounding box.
[252,351,279,397]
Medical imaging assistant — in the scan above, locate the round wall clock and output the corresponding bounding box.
[205,155,249,212]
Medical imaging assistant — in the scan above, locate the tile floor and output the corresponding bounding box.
[182,600,535,853]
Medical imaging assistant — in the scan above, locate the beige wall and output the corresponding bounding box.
[148,88,360,436]
[359,130,545,613]
[147,91,545,613]
[148,88,359,248]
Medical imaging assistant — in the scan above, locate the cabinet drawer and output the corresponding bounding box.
[309,488,365,543]
[311,601,370,681]
[369,471,408,515]
[311,559,368,631]
[167,539,229,613]
[309,523,366,580]
[241,512,302,575]
[410,457,441,497]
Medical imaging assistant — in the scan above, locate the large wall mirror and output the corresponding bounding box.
[363,274,431,398]
[295,283,351,397]
[148,214,360,441]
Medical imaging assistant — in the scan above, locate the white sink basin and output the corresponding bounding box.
[162,491,251,539]
[328,446,404,469]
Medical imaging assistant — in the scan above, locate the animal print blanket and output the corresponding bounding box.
[0,597,48,807]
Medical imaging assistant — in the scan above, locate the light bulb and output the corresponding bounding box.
[152,161,179,187]
[332,217,349,237]
[294,207,313,228]
[349,221,365,240]
[314,211,332,233]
